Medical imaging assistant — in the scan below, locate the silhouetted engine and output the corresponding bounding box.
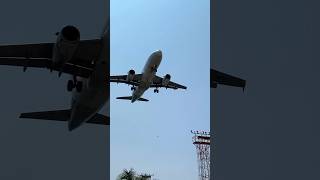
[211,82,218,88]
[52,25,80,66]
[126,69,135,81]
[162,74,171,86]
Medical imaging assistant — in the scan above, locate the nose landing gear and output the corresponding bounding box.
[151,65,158,73]
[67,80,74,92]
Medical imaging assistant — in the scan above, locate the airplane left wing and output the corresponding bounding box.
[110,74,143,86]
[150,75,187,90]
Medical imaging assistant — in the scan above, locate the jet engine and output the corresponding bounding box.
[162,74,171,86]
[212,82,218,88]
[52,25,80,66]
[126,69,135,81]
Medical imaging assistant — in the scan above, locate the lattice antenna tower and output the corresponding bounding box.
[191,130,210,180]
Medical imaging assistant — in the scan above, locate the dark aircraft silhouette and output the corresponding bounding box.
[211,69,246,90]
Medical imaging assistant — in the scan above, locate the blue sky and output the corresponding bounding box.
[110,0,210,179]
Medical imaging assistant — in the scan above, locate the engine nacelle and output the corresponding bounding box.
[52,25,80,66]
[162,74,171,86]
[211,82,218,88]
[126,69,135,81]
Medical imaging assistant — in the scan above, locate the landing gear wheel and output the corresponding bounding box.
[151,67,157,73]
[131,86,136,91]
[154,89,159,93]
[76,81,83,92]
[67,80,74,92]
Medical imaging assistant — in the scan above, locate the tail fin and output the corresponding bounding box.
[20,109,109,126]
[116,96,149,102]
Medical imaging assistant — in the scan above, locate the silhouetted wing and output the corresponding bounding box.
[0,39,101,77]
[211,69,246,89]
[110,74,142,86]
[0,57,93,78]
[0,39,100,64]
[150,75,187,90]
[20,109,109,125]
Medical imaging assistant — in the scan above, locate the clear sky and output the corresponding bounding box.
[110,0,210,179]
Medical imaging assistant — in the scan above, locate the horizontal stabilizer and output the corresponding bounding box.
[116,96,149,102]
[20,109,109,125]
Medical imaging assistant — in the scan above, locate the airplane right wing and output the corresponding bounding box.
[211,69,246,89]
[0,39,100,78]
[150,75,187,90]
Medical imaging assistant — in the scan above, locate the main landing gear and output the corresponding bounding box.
[67,76,83,92]
[154,88,159,93]
[131,86,136,91]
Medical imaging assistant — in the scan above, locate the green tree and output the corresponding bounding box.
[117,168,136,180]
[137,173,152,180]
[116,169,153,180]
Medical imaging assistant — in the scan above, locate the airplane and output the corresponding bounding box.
[110,50,187,103]
[0,21,110,131]
[211,68,246,90]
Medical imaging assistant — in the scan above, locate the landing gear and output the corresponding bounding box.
[131,86,136,91]
[67,76,83,92]
[67,80,74,92]
[154,89,159,93]
[151,65,158,73]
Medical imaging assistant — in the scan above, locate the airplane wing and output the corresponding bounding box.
[0,57,93,78]
[20,109,110,126]
[211,69,246,89]
[150,75,187,90]
[0,39,100,77]
[110,74,143,86]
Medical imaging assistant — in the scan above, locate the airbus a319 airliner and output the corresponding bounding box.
[110,50,187,103]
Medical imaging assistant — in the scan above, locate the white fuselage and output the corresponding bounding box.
[131,50,162,103]
[68,23,109,130]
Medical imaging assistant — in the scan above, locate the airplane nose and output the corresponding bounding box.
[154,50,162,57]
